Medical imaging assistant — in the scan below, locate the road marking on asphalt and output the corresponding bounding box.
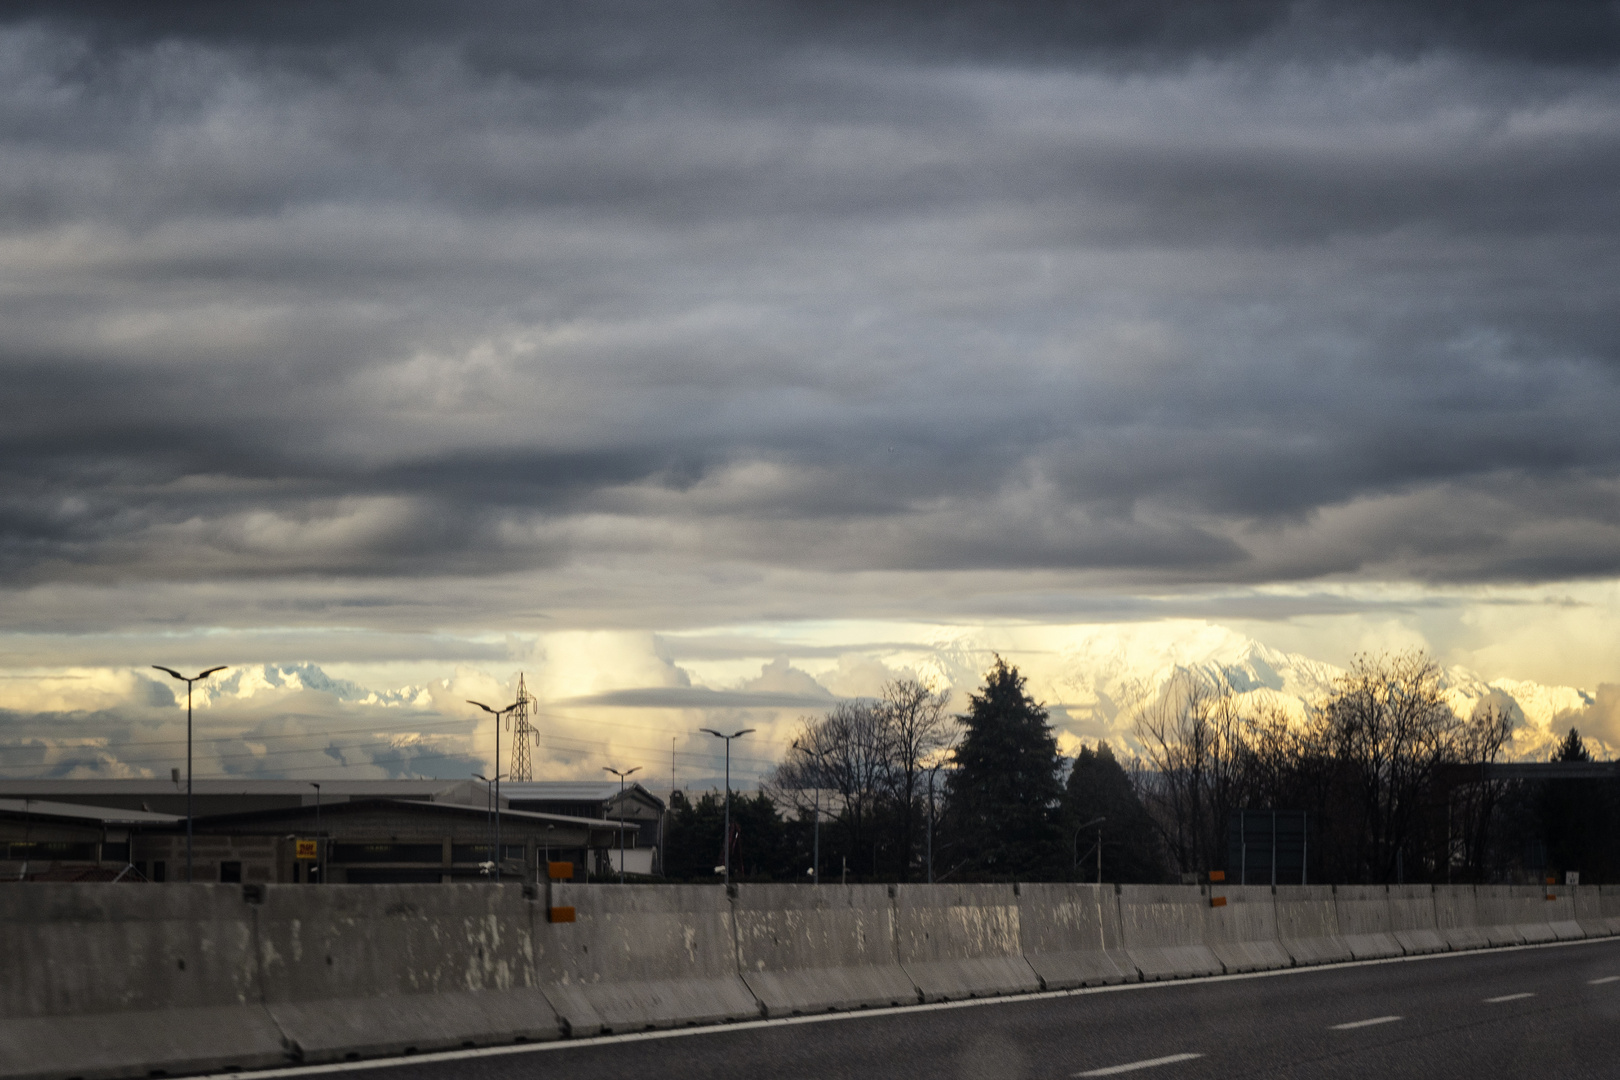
[1330,1015,1402,1030]
[1075,1053,1204,1076]
[1589,976,1620,985]
[1483,993,1534,1002]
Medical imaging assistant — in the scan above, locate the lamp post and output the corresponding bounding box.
[152,665,227,883]
[309,782,322,884]
[468,699,519,882]
[926,764,944,884]
[603,766,641,883]
[792,738,826,886]
[1074,816,1106,884]
[699,728,754,886]
[473,771,506,878]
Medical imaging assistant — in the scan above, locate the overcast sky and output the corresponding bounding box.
[3,1,1619,781]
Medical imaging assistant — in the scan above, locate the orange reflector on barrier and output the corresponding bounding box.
[1208,870,1226,882]
[548,861,574,880]
[549,906,576,923]
[1209,896,1227,908]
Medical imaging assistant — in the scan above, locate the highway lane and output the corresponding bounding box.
[246,938,1620,1080]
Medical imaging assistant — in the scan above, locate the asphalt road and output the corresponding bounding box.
[282,939,1620,1080]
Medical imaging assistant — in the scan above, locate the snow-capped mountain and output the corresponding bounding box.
[910,623,1604,761]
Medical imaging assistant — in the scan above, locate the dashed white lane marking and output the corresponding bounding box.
[1330,1015,1402,1030]
[1075,1052,1204,1076]
[1589,976,1620,985]
[1483,993,1534,1003]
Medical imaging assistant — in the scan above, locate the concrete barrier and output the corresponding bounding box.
[1572,885,1609,938]
[1015,883,1137,988]
[0,884,287,1080]
[536,884,759,1034]
[1116,885,1224,979]
[254,884,561,1061]
[1199,885,1291,972]
[1275,885,1353,966]
[1601,885,1620,935]
[1539,886,1585,941]
[893,883,1041,1001]
[1473,885,1556,945]
[1434,886,1510,949]
[1386,885,1447,954]
[731,884,916,1015]
[1331,885,1403,959]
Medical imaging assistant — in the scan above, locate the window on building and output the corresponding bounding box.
[219,861,242,883]
[102,842,131,863]
[152,860,166,882]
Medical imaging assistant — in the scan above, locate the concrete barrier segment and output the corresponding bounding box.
[731,884,917,1016]
[254,884,561,1060]
[1198,885,1291,973]
[1330,885,1403,959]
[1433,886,1500,950]
[1015,883,1138,988]
[1474,885,1554,946]
[893,884,1041,1001]
[1386,885,1447,954]
[1597,884,1620,936]
[1274,885,1353,966]
[537,884,760,1033]
[1572,886,1609,938]
[0,884,288,1080]
[1115,885,1224,980]
[1537,887,1584,941]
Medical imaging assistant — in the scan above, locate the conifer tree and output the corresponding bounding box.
[943,657,1065,879]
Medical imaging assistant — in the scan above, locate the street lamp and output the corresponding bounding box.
[792,738,826,886]
[473,771,507,878]
[700,728,754,886]
[309,782,322,884]
[152,665,227,883]
[468,699,519,882]
[603,766,642,884]
[1075,816,1107,885]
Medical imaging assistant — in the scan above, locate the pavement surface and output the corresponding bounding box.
[233,938,1620,1080]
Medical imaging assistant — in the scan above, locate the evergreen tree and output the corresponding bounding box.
[942,657,1066,879]
[1064,741,1166,883]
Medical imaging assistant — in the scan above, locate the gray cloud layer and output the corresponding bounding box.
[3,1,1620,618]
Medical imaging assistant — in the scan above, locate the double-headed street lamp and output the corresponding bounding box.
[603,765,641,883]
[468,699,519,882]
[699,728,753,886]
[152,665,227,882]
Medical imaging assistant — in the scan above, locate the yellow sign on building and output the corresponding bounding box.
[295,839,318,860]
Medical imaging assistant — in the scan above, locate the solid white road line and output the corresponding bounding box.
[1075,1052,1204,1076]
[1483,993,1534,1003]
[1330,1015,1402,1030]
[1589,976,1620,985]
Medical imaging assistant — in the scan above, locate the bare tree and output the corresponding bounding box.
[1133,671,1248,876]
[1317,650,1459,882]
[877,679,953,880]
[774,700,891,873]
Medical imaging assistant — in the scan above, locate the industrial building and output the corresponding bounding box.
[0,779,665,884]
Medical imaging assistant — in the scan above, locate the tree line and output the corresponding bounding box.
[657,651,1620,885]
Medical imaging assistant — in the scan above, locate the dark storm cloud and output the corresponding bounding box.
[1,0,1619,604]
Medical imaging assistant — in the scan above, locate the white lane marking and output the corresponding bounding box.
[1590,976,1620,985]
[1483,992,1534,1003]
[1075,1053,1204,1077]
[1330,1015,1402,1030]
